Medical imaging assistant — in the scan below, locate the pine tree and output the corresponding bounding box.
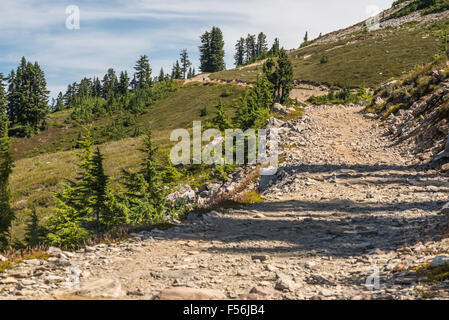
[263,49,293,104]
[7,58,49,134]
[91,147,108,233]
[211,99,232,132]
[235,75,274,131]
[234,38,245,66]
[122,129,166,224]
[117,71,130,95]
[171,61,182,80]
[304,31,309,42]
[0,74,14,248]
[158,68,165,82]
[180,49,192,79]
[54,92,65,111]
[24,208,44,247]
[134,55,153,89]
[102,68,118,99]
[269,38,280,56]
[199,27,225,72]
[245,34,256,63]
[256,32,268,57]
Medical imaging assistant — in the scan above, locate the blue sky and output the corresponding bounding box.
[0,0,394,99]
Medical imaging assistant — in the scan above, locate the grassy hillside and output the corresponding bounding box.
[211,18,448,88]
[9,82,246,241]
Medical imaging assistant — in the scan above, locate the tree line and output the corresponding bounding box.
[234,33,281,67]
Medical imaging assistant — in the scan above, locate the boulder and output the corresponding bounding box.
[0,254,7,262]
[271,103,287,114]
[157,287,226,300]
[48,246,63,257]
[431,255,449,268]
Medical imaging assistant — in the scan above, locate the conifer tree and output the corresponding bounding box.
[0,75,14,248]
[245,34,256,63]
[121,129,166,223]
[180,49,192,79]
[134,55,153,89]
[234,38,245,66]
[211,99,232,132]
[102,68,118,99]
[199,27,225,72]
[7,58,49,134]
[263,49,293,104]
[91,147,108,233]
[171,61,182,80]
[256,32,268,57]
[117,71,130,95]
[24,208,44,247]
[158,68,165,82]
[235,75,274,131]
[304,31,309,43]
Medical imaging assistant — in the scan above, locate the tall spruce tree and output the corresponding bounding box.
[256,32,268,57]
[234,38,245,66]
[180,49,192,79]
[245,34,256,63]
[91,147,108,233]
[102,68,118,99]
[24,208,44,247]
[158,68,165,82]
[117,71,130,95]
[263,49,293,104]
[199,27,225,72]
[171,61,182,80]
[0,74,14,248]
[134,55,153,89]
[7,58,49,134]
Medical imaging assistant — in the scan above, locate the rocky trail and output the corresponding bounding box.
[2,105,449,300]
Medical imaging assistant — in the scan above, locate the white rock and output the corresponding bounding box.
[431,255,449,268]
[0,254,7,262]
[48,247,63,257]
[75,279,125,298]
[157,287,226,300]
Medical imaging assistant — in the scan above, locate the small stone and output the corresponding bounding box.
[275,274,297,292]
[74,279,125,298]
[85,246,96,253]
[393,263,406,272]
[0,254,7,262]
[0,277,18,285]
[431,255,449,268]
[251,255,269,262]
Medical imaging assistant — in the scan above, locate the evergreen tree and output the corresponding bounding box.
[245,34,256,63]
[134,55,153,89]
[256,32,268,57]
[304,31,309,42]
[211,99,232,132]
[117,71,130,95]
[121,129,166,224]
[24,208,44,247]
[158,68,165,82]
[7,58,49,134]
[171,61,182,80]
[199,27,225,72]
[0,74,14,248]
[235,75,274,131]
[180,49,192,79]
[234,37,245,66]
[54,92,65,112]
[269,38,280,56]
[91,147,108,233]
[102,68,118,99]
[263,49,293,104]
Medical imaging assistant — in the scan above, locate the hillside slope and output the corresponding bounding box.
[211,4,449,88]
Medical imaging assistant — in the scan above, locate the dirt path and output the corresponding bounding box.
[2,105,449,300]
